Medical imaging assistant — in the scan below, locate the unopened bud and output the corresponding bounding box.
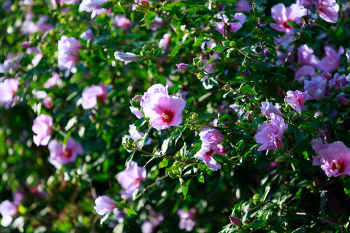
[197,60,204,67]
[222,41,230,47]
[278,156,286,162]
[190,112,198,121]
[230,41,237,47]
[197,73,205,79]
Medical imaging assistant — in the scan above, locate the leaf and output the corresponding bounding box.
[113,223,124,233]
[144,11,156,29]
[344,176,350,195]
[287,21,300,29]
[148,61,157,77]
[239,85,257,95]
[198,114,217,120]
[113,5,125,14]
[126,206,137,216]
[182,178,192,199]
[212,154,230,164]
[162,138,171,155]
[247,220,266,228]
[180,142,187,157]
[65,116,77,131]
[197,174,205,183]
[262,185,271,201]
[170,44,181,57]
[158,158,169,168]
[150,169,159,180]
[134,117,145,130]
[295,130,307,145]
[204,56,216,68]
[125,151,135,168]
[252,117,263,129]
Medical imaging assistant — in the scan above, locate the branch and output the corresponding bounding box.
[134,174,169,200]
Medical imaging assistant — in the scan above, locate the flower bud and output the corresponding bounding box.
[278,156,286,162]
[230,41,237,47]
[197,73,205,79]
[197,60,204,67]
[176,63,188,71]
[222,41,230,47]
[190,112,198,121]
[229,216,241,226]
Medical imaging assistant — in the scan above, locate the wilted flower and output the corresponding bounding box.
[255,113,288,151]
[260,102,283,119]
[229,216,241,225]
[94,196,117,224]
[82,83,108,109]
[177,208,196,232]
[318,46,344,73]
[114,52,139,62]
[32,114,52,146]
[285,90,309,113]
[117,161,146,199]
[214,13,246,34]
[304,77,327,100]
[80,29,94,41]
[114,15,132,30]
[48,137,84,169]
[329,73,347,90]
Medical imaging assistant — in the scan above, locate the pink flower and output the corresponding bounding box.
[229,216,241,225]
[114,52,139,62]
[122,125,152,152]
[0,53,22,73]
[338,93,349,105]
[199,128,224,146]
[141,84,168,107]
[255,113,288,151]
[194,146,222,171]
[0,78,18,103]
[0,200,18,227]
[285,90,309,113]
[315,0,339,23]
[114,15,132,30]
[32,114,52,146]
[44,72,60,88]
[58,51,79,77]
[58,36,82,52]
[80,29,94,41]
[20,16,53,34]
[312,141,350,177]
[159,35,171,53]
[141,205,164,233]
[260,102,282,119]
[304,77,327,100]
[48,137,84,169]
[311,138,329,154]
[12,189,25,206]
[94,195,117,224]
[143,93,186,131]
[270,4,306,34]
[177,208,196,232]
[176,63,188,71]
[236,0,251,12]
[82,83,108,109]
[329,73,347,90]
[214,13,246,34]
[318,46,344,73]
[19,41,32,49]
[79,0,107,18]
[295,66,316,81]
[130,106,143,118]
[117,161,146,199]
[297,0,314,8]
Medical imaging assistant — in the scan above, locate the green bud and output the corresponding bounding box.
[253,193,260,200]
[230,41,237,47]
[222,41,230,47]
[278,156,286,162]
[197,60,204,67]
[197,73,205,79]
[191,112,198,121]
[347,67,350,72]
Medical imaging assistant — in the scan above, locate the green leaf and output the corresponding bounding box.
[180,142,187,157]
[295,130,307,145]
[239,85,257,94]
[125,151,135,167]
[247,220,266,228]
[150,169,159,180]
[197,174,205,183]
[182,178,192,199]
[204,56,216,68]
[65,116,77,131]
[158,158,169,168]
[144,11,156,29]
[213,154,230,164]
[134,117,145,130]
[113,5,125,14]
[162,138,171,155]
[198,114,217,120]
[262,185,271,201]
[148,61,157,77]
[287,21,300,29]
[344,176,350,195]
[170,44,181,57]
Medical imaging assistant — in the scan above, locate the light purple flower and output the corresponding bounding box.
[141,84,168,107]
[270,4,306,34]
[311,138,329,154]
[117,161,146,199]
[58,36,82,52]
[48,137,84,169]
[32,114,52,147]
[329,73,347,90]
[159,35,171,53]
[0,200,17,227]
[312,141,350,177]
[177,208,196,232]
[12,189,25,207]
[194,145,222,171]
[199,128,224,146]
[229,102,251,120]
[229,216,240,225]
[295,66,316,81]
[304,77,327,100]
[214,13,246,34]
[0,53,22,73]
[94,195,117,224]
[79,0,107,18]
[318,46,344,73]
[130,106,143,118]
[255,113,288,151]
[80,29,94,41]
[285,90,309,113]
[114,15,132,30]
[122,125,152,152]
[297,0,314,8]
[82,83,108,109]
[236,0,251,12]
[315,0,339,23]
[141,205,164,233]
[0,78,18,103]
[19,41,32,49]
[114,52,139,62]
[20,16,53,34]
[260,102,283,119]
[143,93,186,131]
[113,209,125,223]
[176,63,188,71]
[44,72,60,88]
[58,51,80,77]
[298,45,320,69]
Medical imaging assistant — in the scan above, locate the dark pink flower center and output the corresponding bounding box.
[62,149,72,159]
[161,110,174,123]
[331,160,345,173]
[97,94,106,103]
[205,149,214,156]
[283,22,291,29]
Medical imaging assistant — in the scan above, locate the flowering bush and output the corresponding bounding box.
[1,0,350,232]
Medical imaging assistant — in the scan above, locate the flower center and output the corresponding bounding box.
[210,135,218,141]
[283,21,291,29]
[161,111,174,123]
[62,149,72,159]
[205,149,214,156]
[331,160,345,173]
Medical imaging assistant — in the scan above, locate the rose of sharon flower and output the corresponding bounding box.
[143,93,186,131]
[304,77,327,100]
[318,46,344,73]
[194,145,223,171]
[141,84,168,107]
[94,196,117,224]
[0,200,18,227]
[32,114,52,146]
[285,90,309,113]
[58,36,81,77]
[297,0,314,8]
[12,189,25,207]
[199,128,224,146]
[44,72,60,88]
[141,205,164,233]
[214,13,246,34]
[117,161,146,199]
[338,93,349,106]
[80,29,94,41]
[260,102,282,119]
[329,73,347,91]
[48,137,84,169]
[255,113,288,151]
[0,78,18,103]
[298,45,320,69]
[314,0,339,23]
[114,52,139,62]
[159,35,171,53]
[295,66,316,81]
[114,15,132,30]
[58,36,81,52]
[79,0,107,18]
[130,106,143,119]
[229,216,241,225]
[312,141,350,177]
[176,63,188,71]
[177,208,197,232]
[0,53,22,74]
[122,125,152,153]
[82,83,108,109]
[236,0,251,12]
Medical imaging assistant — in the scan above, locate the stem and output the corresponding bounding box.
[196,122,216,128]
[284,20,306,64]
[249,0,265,57]
[135,148,200,164]
[134,174,169,200]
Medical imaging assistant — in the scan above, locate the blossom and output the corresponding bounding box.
[143,93,186,131]
[269,4,306,34]
[0,78,18,103]
[199,128,224,146]
[229,216,241,225]
[44,72,60,88]
[79,0,107,18]
[114,52,139,62]
[177,208,196,232]
[117,161,146,199]
[176,63,188,71]
[311,138,329,154]
[338,93,349,106]
[32,114,52,146]
[0,53,22,73]
[0,200,18,227]
[236,0,251,12]
[260,102,283,119]
[130,106,143,119]
[141,205,164,233]
[318,46,344,73]
[255,113,288,151]
[141,84,168,107]
[314,0,339,23]
[58,36,82,52]
[295,66,315,81]
[214,13,246,34]
[312,141,350,177]
[58,35,81,77]
[122,125,152,152]
[20,16,53,34]
[48,137,84,169]
[82,83,108,109]
[297,0,314,8]
[113,209,125,223]
[285,90,309,113]
[94,196,117,224]
[159,34,171,53]
[80,29,94,41]
[304,77,327,100]
[194,145,222,171]
[19,41,32,49]
[329,73,347,90]
[114,15,132,30]
[12,189,25,206]
[229,102,251,120]
[298,45,320,69]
